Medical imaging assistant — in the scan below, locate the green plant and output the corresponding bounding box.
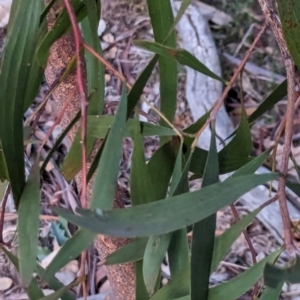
[1,0,300,299]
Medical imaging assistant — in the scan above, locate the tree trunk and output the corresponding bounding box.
[44,3,136,299]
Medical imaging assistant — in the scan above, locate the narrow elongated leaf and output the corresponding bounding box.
[208,250,281,300]
[127,55,159,119]
[150,267,190,300]
[168,148,190,277]
[134,40,224,84]
[259,283,283,300]
[18,160,40,287]
[286,180,300,196]
[147,139,178,200]
[277,0,300,68]
[131,123,155,206]
[1,246,75,300]
[169,143,183,195]
[105,238,148,265]
[232,148,272,178]
[91,83,127,209]
[144,234,172,295]
[0,0,43,205]
[43,229,95,282]
[61,128,95,181]
[39,280,78,300]
[190,111,252,177]
[54,173,277,238]
[147,0,177,134]
[248,80,287,124]
[126,0,191,119]
[87,116,176,139]
[0,142,8,181]
[191,126,218,300]
[81,0,104,115]
[211,206,262,273]
[264,257,300,288]
[219,111,252,158]
[27,281,45,300]
[136,259,150,300]
[36,0,86,67]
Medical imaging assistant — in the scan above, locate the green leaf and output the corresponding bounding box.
[105,238,148,265]
[232,148,272,178]
[87,116,176,139]
[286,180,300,196]
[168,146,190,277]
[81,0,105,115]
[127,55,159,119]
[134,40,225,84]
[39,280,77,300]
[91,83,127,209]
[0,0,43,206]
[54,173,277,238]
[18,160,41,287]
[126,0,191,120]
[248,80,287,124]
[61,128,95,181]
[277,0,300,68]
[208,250,281,300]
[219,111,252,159]
[131,123,156,206]
[147,139,178,200]
[36,0,86,67]
[1,246,75,300]
[211,206,263,273]
[143,234,172,295]
[264,257,300,288]
[136,259,150,300]
[190,111,252,177]
[259,283,283,300]
[191,126,219,300]
[0,141,9,181]
[147,0,177,138]
[43,229,95,283]
[150,267,190,300]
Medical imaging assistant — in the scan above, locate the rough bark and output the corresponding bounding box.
[44,3,136,300]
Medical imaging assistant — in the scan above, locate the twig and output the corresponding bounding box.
[63,0,88,210]
[230,204,258,296]
[83,43,183,141]
[191,22,268,150]
[62,0,88,289]
[257,0,298,254]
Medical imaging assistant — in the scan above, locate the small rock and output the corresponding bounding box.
[0,276,13,291]
[102,33,114,44]
[97,19,106,36]
[106,46,117,60]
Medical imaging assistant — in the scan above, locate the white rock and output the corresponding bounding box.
[0,0,12,28]
[0,276,13,291]
[97,19,106,36]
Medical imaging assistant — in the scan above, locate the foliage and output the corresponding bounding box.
[0,0,299,299]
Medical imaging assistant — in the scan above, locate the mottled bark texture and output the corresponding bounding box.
[44,2,136,299]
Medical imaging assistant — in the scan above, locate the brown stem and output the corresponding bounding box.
[191,23,268,149]
[63,0,88,210]
[257,0,298,254]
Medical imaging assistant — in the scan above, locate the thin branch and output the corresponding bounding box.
[191,22,268,150]
[83,43,183,141]
[63,0,88,209]
[257,0,298,254]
